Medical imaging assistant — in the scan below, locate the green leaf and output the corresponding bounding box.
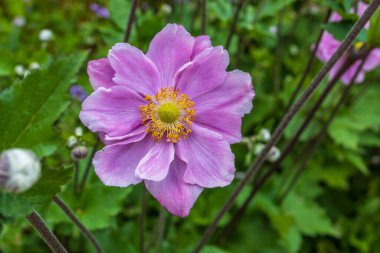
[258,0,295,20]
[109,0,131,31]
[282,193,340,237]
[0,167,72,219]
[0,52,87,157]
[368,8,380,47]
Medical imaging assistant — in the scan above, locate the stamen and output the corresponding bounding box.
[139,87,195,142]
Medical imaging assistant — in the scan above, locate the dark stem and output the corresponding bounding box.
[284,9,332,113]
[201,0,207,34]
[278,53,370,202]
[27,211,68,253]
[53,196,104,253]
[140,187,147,253]
[225,0,246,50]
[217,55,352,242]
[79,137,100,192]
[124,0,139,43]
[193,2,380,251]
[73,160,79,194]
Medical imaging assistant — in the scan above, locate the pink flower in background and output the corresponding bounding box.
[90,3,109,19]
[316,2,380,84]
[80,24,254,217]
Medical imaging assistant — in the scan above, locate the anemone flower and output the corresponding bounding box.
[316,2,380,84]
[80,24,254,217]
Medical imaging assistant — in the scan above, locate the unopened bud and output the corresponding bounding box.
[71,146,88,160]
[258,128,271,142]
[0,149,41,193]
[67,136,77,148]
[75,127,83,137]
[268,147,281,162]
[254,143,266,156]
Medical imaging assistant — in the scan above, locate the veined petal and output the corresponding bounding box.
[87,58,115,90]
[135,142,175,181]
[147,24,195,87]
[109,43,160,95]
[80,86,144,138]
[191,35,212,60]
[175,46,229,99]
[176,124,235,188]
[145,157,203,217]
[93,136,155,187]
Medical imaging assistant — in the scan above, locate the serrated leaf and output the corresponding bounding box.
[0,52,87,157]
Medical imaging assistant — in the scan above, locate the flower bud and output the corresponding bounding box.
[258,128,271,142]
[71,146,88,160]
[0,149,41,193]
[254,143,266,156]
[67,135,78,148]
[267,147,281,162]
[39,29,53,42]
[75,127,83,137]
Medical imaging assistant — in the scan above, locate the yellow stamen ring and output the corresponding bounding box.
[139,87,195,142]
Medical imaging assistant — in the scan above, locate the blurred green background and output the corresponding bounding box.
[0,0,380,252]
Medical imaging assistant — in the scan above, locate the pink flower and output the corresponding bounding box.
[316,2,380,84]
[80,24,254,217]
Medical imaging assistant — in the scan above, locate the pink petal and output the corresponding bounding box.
[363,49,380,71]
[80,86,144,138]
[147,24,195,88]
[108,43,160,95]
[103,125,147,145]
[135,142,175,181]
[93,136,155,187]
[329,12,342,22]
[87,58,115,90]
[315,32,341,62]
[145,157,203,217]
[193,70,254,143]
[175,46,229,99]
[176,124,235,188]
[191,35,212,60]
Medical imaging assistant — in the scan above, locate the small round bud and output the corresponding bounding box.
[39,29,53,42]
[13,16,26,27]
[254,143,266,156]
[161,4,172,14]
[258,128,271,142]
[29,62,40,70]
[14,65,25,76]
[269,26,277,35]
[268,147,281,162]
[75,127,83,137]
[71,146,88,160]
[0,149,41,193]
[67,135,78,148]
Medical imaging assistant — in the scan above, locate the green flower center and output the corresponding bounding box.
[157,102,180,123]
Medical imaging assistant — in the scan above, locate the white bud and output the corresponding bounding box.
[75,127,83,137]
[71,146,88,160]
[310,5,320,15]
[289,44,299,55]
[161,4,172,14]
[67,135,78,148]
[29,62,40,70]
[269,26,278,35]
[39,29,53,41]
[14,65,25,76]
[254,143,266,156]
[268,147,281,162]
[258,128,271,142]
[13,16,26,27]
[0,149,41,193]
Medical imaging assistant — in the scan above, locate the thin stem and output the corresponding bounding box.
[225,0,247,50]
[79,137,100,192]
[53,196,104,253]
[27,211,67,253]
[217,56,352,242]
[193,2,380,251]
[201,0,207,34]
[284,9,332,113]
[140,187,147,253]
[73,160,79,194]
[124,0,139,43]
[278,54,370,202]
